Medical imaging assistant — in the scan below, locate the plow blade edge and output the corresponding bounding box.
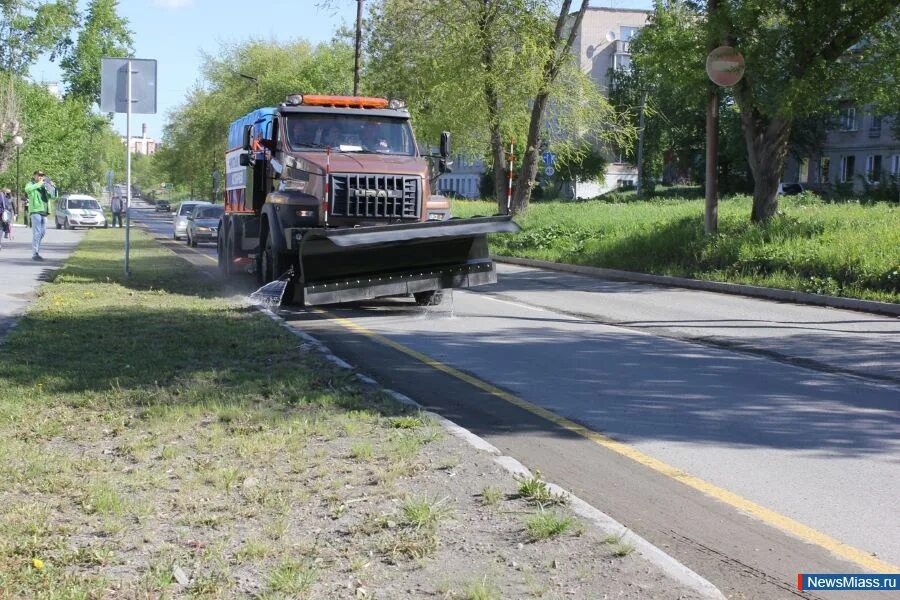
[287,216,519,306]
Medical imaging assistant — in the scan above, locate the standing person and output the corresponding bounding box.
[25,170,51,261]
[0,188,15,249]
[23,195,29,227]
[111,194,123,227]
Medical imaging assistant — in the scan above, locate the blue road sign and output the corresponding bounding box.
[542,152,557,167]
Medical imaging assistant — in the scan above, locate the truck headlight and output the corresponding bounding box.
[427,211,448,221]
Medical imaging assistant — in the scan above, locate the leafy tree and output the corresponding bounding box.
[365,0,543,210]
[157,39,355,200]
[0,79,121,194]
[60,0,132,104]
[0,0,78,74]
[0,1,78,171]
[635,0,900,222]
[366,0,627,213]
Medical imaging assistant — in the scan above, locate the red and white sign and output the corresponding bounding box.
[706,46,745,87]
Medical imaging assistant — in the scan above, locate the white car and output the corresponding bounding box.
[173,201,211,240]
[55,195,107,229]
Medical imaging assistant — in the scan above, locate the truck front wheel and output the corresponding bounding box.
[258,228,288,285]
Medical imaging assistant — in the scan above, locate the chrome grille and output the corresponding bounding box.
[330,173,420,219]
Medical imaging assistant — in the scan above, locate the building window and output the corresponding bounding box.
[612,52,632,72]
[800,158,810,183]
[819,157,830,183]
[620,26,640,41]
[840,155,855,182]
[839,108,857,131]
[865,155,882,182]
[870,115,883,138]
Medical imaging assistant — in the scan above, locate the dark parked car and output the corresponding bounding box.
[156,200,171,212]
[187,204,224,247]
[777,182,805,195]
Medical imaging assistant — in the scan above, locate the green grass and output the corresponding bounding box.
[0,228,422,596]
[515,472,566,507]
[401,496,453,529]
[453,194,900,303]
[465,575,501,600]
[480,486,503,507]
[268,559,317,594]
[525,509,574,542]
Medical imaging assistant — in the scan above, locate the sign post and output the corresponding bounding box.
[100,57,157,276]
[704,43,745,236]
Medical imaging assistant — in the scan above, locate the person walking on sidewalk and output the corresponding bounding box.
[110,195,123,227]
[0,188,15,250]
[25,170,51,261]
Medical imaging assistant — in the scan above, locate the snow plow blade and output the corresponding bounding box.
[286,216,519,306]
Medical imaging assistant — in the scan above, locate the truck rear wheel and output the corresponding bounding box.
[414,290,444,306]
[217,221,232,276]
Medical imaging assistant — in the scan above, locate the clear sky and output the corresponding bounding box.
[31,0,653,140]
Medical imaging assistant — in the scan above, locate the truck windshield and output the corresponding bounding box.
[285,115,416,156]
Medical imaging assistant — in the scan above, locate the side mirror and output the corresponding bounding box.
[439,131,451,158]
[242,125,252,151]
[239,153,251,167]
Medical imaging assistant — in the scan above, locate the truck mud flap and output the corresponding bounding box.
[288,216,519,306]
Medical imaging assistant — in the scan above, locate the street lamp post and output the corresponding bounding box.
[13,135,23,221]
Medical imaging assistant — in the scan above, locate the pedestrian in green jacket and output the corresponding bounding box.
[25,170,51,261]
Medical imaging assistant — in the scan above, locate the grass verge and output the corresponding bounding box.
[0,229,421,597]
[453,195,900,303]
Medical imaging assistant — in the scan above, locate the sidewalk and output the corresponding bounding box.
[0,224,84,342]
[487,263,900,384]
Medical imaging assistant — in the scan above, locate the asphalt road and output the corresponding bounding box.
[0,223,84,342]
[131,203,900,599]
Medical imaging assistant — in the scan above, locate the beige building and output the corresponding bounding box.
[573,7,650,198]
[122,123,158,156]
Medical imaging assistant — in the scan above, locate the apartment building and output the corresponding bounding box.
[785,108,900,194]
[572,6,650,198]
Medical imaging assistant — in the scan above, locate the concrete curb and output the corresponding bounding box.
[255,304,726,600]
[495,255,900,317]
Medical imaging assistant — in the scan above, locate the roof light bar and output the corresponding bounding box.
[298,95,389,109]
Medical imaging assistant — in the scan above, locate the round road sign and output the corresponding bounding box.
[706,46,745,87]
[545,166,555,177]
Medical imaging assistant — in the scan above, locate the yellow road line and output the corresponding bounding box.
[314,307,898,573]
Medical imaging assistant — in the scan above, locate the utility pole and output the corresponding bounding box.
[636,90,648,197]
[704,0,719,235]
[354,0,363,95]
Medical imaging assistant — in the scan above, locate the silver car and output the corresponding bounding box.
[186,204,223,247]
[173,201,210,240]
[55,195,107,229]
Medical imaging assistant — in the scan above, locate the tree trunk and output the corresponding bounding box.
[511,92,549,214]
[477,0,508,211]
[510,0,588,214]
[735,81,792,223]
[490,119,506,212]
